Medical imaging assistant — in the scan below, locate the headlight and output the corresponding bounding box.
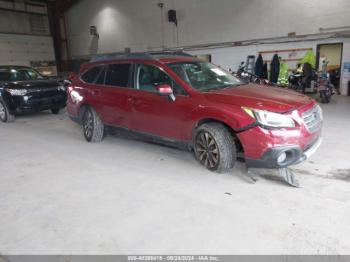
[6,89,28,96]
[317,105,323,121]
[242,107,295,128]
[57,85,66,91]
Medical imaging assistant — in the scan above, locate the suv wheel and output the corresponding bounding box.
[0,99,15,123]
[82,107,104,142]
[194,123,236,173]
[51,108,60,114]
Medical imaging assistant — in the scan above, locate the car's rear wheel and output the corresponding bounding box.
[82,107,104,142]
[0,99,15,123]
[51,108,60,114]
[194,123,236,173]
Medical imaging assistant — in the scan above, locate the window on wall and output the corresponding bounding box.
[0,7,50,36]
[105,64,131,87]
[29,14,49,35]
[195,54,212,62]
[136,64,187,95]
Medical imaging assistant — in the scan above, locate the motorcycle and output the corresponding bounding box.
[288,72,303,91]
[318,72,335,104]
[288,66,334,104]
[234,62,272,86]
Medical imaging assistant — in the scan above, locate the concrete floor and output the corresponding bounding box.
[0,96,350,255]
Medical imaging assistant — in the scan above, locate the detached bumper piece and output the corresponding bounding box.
[278,168,300,187]
[247,167,300,187]
[245,137,322,187]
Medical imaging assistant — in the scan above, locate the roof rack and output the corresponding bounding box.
[90,51,193,63]
[90,52,153,63]
[149,50,194,57]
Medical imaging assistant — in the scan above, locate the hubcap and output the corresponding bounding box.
[0,102,5,120]
[195,131,219,169]
[83,111,93,139]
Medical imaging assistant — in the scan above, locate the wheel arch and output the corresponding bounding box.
[78,103,106,125]
[192,118,244,154]
[77,103,91,123]
[0,90,15,113]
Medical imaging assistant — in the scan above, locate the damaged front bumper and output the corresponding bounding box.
[245,136,322,169]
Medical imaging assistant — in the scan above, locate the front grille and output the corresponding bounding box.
[27,87,59,94]
[29,91,61,99]
[302,105,322,133]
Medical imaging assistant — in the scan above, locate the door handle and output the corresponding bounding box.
[128,96,136,103]
[90,90,100,96]
[128,96,141,106]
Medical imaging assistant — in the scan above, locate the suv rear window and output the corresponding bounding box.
[81,66,103,83]
[105,64,131,87]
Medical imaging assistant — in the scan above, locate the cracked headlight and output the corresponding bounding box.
[6,89,28,96]
[242,107,295,128]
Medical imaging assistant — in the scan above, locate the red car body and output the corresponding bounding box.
[67,53,322,169]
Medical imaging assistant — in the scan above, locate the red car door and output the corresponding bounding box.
[128,63,195,141]
[95,63,134,128]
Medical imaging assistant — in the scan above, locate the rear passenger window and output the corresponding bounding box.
[96,66,106,84]
[81,66,102,83]
[105,64,131,87]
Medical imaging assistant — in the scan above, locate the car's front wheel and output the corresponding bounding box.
[0,99,15,123]
[194,123,236,173]
[82,107,104,142]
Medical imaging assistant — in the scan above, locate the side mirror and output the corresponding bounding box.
[156,84,172,96]
[156,84,176,101]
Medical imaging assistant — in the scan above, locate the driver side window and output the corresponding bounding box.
[136,64,187,95]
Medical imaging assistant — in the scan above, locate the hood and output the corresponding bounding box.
[204,84,314,113]
[2,79,61,90]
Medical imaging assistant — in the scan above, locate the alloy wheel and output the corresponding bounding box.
[195,131,220,169]
[0,102,6,121]
[83,110,94,139]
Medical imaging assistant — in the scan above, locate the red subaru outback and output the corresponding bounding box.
[67,52,322,172]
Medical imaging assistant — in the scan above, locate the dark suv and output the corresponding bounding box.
[0,66,66,122]
[67,52,322,172]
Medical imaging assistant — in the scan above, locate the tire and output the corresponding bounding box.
[82,107,104,142]
[0,99,15,123]
[194,123,236,173]
[320,90,330,104]
[51,108,60,114]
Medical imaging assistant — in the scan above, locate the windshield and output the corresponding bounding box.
[0,68,44,82]
[168,62,243,92]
